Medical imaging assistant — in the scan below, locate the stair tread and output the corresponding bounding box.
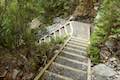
[62,51,87,58]
[48,62,87,80]
[65,46,86,52]
[68,40,88,47]
[67,43,86,51]
[68,41,88,48]
[71,38,88,43]
[42,70,73,80]
[71,37,89,42]
[70,39,88,44]
[63,47,87,56]
[70,38,88,43]
[67,41,87,47]
[61,51,88,63]
[55,56,88,71]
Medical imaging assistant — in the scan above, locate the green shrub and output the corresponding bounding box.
[38,0,79,25]
[90,0,120,64]
[36,42,53,56]
[51,36,65,44]
[0,0,41,49]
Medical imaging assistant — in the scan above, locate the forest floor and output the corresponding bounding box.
[0,43,62,80]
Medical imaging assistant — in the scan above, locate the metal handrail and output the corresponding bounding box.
[38,21,73,43]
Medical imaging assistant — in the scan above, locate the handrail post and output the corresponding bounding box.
[70,22,73,36]
[48,36,51,42]
[59,29,62,37]
[64,26,68,36]
[43,37,45,42]
[38,21,73,45]
[39,40,41,44]
[53,32,56,40]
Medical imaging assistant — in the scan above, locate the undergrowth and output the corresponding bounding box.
[89,0,120,64]
[29,35,66,70]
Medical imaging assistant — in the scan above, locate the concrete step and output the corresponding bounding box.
[55,56,88,71]
[48,62,87,80]
[68,40,88,48]
[42,70,73,80]
[60,51,88,63]
[70,39,89,45]
[71,36,89,42]
[66,43,86,51]
[63,47,87,56]
[70,38,89,44]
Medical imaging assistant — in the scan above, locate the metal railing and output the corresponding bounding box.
[37,21,73,44]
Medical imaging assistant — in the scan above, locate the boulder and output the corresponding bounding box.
[100,46,111,62]
[93,64,116,80]
[105,39,114,52]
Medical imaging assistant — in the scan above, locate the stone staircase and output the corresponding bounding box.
[34,21,91,80]
[41,36,91,80]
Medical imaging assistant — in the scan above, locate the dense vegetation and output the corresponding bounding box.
[90,0,120,64]
[0,0,119,79]
[38,0,79,25]
[0,0,41,49]
[0,0,78,49]
[0,0,76,79]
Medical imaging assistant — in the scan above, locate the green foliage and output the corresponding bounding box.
[29,36,66,70]
[38,0,78,25]
[0,0,76,48]
[0,0,41,49]
[36,42,53,56]
[90,0,120,64]
[37,36,66,58]
[51,36,65,44]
